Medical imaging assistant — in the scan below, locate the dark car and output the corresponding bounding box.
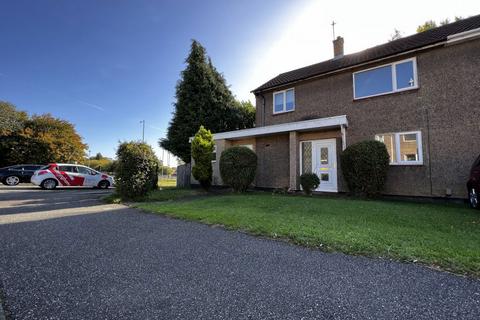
[467,155,480,209]
[0,164,44,186]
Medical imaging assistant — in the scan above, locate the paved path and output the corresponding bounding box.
[0,185,479,319]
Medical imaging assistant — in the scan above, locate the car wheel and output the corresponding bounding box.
[41,178,58,190]
[5,175,20,186]
[469,188,479,209]
[98,180,110,189]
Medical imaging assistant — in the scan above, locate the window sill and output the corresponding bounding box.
[273,109,295,116]
[353,86,419,101]
[389,162,423,166]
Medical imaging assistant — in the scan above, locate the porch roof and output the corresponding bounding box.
[212,115,347,141]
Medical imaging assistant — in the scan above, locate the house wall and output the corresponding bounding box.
[211,138,258,186]
[254,39,480,198]
[255,134,290,189]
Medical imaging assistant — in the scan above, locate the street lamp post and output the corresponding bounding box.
[140,120,145,142]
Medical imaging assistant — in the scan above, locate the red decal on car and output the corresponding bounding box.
[49,168,69,186]
[48,169,85,186]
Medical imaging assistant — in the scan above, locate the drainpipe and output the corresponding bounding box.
[259,93,266,127]
[340,124,347,150]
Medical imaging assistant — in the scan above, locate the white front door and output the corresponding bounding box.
[312,139,338,192]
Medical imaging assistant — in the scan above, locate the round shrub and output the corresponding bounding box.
[220,146,257,192]
[300,173,320,195]
[340,140,390,197]
[115,141,159,199]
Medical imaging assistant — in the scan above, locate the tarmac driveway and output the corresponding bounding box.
[0,185,479,319]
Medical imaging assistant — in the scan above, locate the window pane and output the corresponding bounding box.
[399,133,419,162]
[376,134,396,163]
[285,89,294,111]
[77,166,90,174]
[320,147,328,165]
[396,61,415,89]
[354,65,393,98]
[320,173,329,182]
[274,92,284,112]
[301,142,312,174]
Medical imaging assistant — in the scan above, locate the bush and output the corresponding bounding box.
[115,141,159,199]
[191,126,214,190]
[220,146,257,192]
[340,140,390,197]
[300,173,320,195]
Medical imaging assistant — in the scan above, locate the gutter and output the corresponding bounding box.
[251,40,448,94]
[446,27,480,45]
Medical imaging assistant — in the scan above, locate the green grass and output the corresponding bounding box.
[144,187,205,202]
[103,186,204,203]
[135,193,480,277]
[158,178,177,188]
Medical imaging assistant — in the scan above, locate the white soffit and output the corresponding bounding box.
[211,115,348,140]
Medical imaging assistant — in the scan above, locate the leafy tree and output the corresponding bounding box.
[84,158,116,172]
[416,17,463,33]
[160,40,255,163]
[0,103,87,167]
[230,100,256,130]
[0,101,27,135]
[440,18,450,26]
[191,126,214,190]
[417,20,437,33]
[93,152,103,160]
[389,29,403,41]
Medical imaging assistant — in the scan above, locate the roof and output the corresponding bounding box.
[211,115,347,140]
[253,14,480,93]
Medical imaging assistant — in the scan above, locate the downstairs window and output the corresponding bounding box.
[375,131,423,165]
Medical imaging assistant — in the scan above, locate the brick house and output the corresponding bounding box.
[196,15,480,199]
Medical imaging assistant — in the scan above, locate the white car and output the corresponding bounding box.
[31,163,114,190]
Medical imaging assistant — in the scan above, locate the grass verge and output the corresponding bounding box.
[135,192,480,277]
[103,187,205,204]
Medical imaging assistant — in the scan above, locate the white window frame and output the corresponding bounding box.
[211,144,217,163]
[273,88,295,114]
[353,57,418,100]
[375,130,423,166]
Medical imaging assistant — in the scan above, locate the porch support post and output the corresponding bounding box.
[341,124,347,150]
[289,131,298,191]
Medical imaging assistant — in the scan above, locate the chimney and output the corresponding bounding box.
[333,36,344,59]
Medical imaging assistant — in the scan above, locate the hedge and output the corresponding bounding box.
[220,146,257,192]
[340,140,390,197]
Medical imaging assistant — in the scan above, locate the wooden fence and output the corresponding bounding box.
[176,163,191,188]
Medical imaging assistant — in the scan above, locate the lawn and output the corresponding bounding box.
[135,192,480,277]
[158,178,177,188]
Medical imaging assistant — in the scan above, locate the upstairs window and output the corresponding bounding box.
[273,88,295,114]
[375,131,423,165]
[353,58,418,99]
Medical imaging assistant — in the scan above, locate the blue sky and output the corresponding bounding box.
[1,0,477,164]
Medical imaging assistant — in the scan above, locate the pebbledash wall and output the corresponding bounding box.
[247,39,480,198]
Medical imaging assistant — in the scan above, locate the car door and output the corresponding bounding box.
[22,165,41,182]
[77,166,97,186]
[57,165,84,186]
